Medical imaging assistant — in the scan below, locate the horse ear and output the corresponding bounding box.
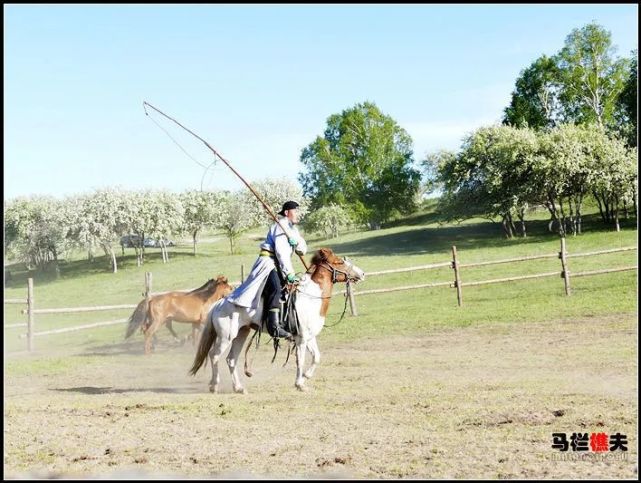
[217,275,228,284]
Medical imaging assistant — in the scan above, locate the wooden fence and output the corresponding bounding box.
[335,238,637,314]
[3,240,637,351]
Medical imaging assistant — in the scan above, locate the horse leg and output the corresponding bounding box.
[303,337,320,380]
[192,323,201,349]
[208,331,232,393]
[226,326,251,394]
[165,319,180,342]
[295,339,309,391]
[144,317,162,355]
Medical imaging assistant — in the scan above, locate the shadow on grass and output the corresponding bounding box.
[328,213,638,257]
[51,386,201,395]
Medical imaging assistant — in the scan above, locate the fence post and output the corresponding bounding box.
[559,238,571,296]
[347,281,358,316]
[145,272,152,300]
[452,245,463,307]
[241,264,245,283]
[27,278,34,352]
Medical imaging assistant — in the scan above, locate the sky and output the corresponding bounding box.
[4,4,638,200]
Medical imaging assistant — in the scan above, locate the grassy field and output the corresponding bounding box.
[3,202,638,478]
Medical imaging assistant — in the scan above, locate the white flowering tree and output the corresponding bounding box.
[303,203,353,238]
[71,188,138,272]
[250,177,310,228]
[216,190,260,255]
[180,190,227,255]
[4,196,73,273]
[146,190,185,263]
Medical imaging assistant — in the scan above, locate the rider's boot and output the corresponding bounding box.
[266,308,293,340]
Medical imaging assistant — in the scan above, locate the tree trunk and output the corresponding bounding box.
[508,213,517,238]
[576,194,583,235]
[593,191,606,223]
[228,233,235,255]
[501,214,512,238]
[614,195,620,232]
[633,185,638,218]
[111,248,117,273]
[517,207,526,238]
[193,230,198,256]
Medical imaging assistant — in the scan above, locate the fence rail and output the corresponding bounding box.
[4,241,637,351]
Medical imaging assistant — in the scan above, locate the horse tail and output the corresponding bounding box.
[125,299,148,339]
[189,318,216,376]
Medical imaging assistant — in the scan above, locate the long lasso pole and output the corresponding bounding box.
[143,101,309,270]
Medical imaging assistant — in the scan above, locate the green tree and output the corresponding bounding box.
[556,22,630,126]
[614,49,637,147]
[299,101,421,229]
[503,55,562,129]
[437,126,540,238]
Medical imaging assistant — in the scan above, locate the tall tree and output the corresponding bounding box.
[614,49,637,147]
[299,101,421,229]
[503,55,562,129]
[556,22,630,126]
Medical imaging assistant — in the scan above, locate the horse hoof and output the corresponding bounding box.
[234,387,247,394]
[303,371,313,379]
[244,370,253,378]
[295,384,308,392]
[209,385,219,393]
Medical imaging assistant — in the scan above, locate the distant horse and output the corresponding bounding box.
[189,248,365,392]
[125,275,233,354]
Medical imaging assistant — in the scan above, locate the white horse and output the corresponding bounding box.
[189,248,365,392]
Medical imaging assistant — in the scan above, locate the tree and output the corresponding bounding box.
[421,150,456,198]
[503,55,562,129]
[4,196,72,273]
[303,204,353,238]
[613,49,637,147]
[437,125,540,238]
[216,191,259,255]
[249,178,309,228]
[556,22,630,127]
[299,101,421,229]
[71,188,131,273]
[146,191,184,263]
[180,190,226,256]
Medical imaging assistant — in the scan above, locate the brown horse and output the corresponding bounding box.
[125,275,233,354]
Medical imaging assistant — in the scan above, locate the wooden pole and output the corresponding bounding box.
[241,264,245,283]
[347,281,358,316]
[559,238,571,296]
[27,278,34,352]
[145,272,152,301]
[451,246,463,307]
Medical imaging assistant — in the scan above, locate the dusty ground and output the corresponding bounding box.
[4,314,637,479]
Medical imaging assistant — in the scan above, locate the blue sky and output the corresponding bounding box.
[4,4,638,200]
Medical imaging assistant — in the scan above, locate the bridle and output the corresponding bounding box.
[316,261,356,284]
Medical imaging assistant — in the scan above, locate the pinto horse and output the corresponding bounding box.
[189,248,365,392]
[125,275,233,354]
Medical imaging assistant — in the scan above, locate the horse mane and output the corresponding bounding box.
[189,279,215,295]
[310,248,334,267]
[188,276,229,301]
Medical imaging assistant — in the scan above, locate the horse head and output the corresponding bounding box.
[311,248,365,284]
[214,275,233,297]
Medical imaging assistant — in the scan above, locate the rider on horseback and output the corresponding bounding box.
[227,200,307,340]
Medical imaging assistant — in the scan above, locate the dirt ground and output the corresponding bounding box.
[3,314,637,479]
